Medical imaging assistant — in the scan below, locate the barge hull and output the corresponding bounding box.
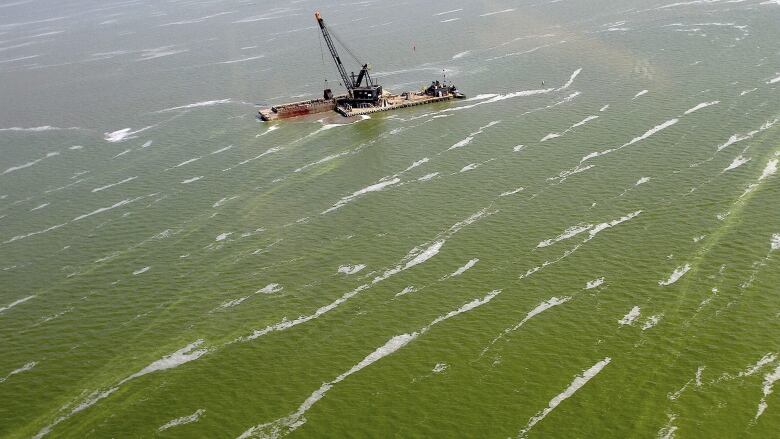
[260,91,461,121]
[259,97,340,121]
[337,94,453,117]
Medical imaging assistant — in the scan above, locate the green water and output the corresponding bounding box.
[1,0,779,437]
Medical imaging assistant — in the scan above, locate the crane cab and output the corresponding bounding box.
[351,85,382,105]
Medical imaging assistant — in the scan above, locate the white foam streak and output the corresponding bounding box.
[213,196,238,208]
[219,297,248,309]
[33,388,118,439]
[658,414,678,439]
[723,155,750,172]
[71,388,117,413]
[241,210,488,343]
[160,11,234,26]
[159,409,205,431]
[211,145,233,155]
[463,93,499,102]
[2,152,58,175]
[337,264,366,275]
[425,290,501,331]
[323,177,400,213]
[557,68,582,91]
[434,8,463,16]
[452,88,553,111]
[156,99,231,112]
[34,340,209,436]
[395,286,416,297]
[571,115,599,129]
[739,353,777,377]
[633,89,648,99]
[138,47,188,61]
[223,146,282,171]
[0,295,35,314]
[218,55,265,64]
[449,69,580,113]
[717,118,778,151]
[448,120,500,150]
[181,176,203,184]
[0,125,71,132]
[482,296,571,356]
[587,211,642,241]
[625,119,678,148]
[402,157,429,172]
[582,119,678,162]
[585,277,605,289]
[500,187,524,196]
[642,315,662,330]
[112,149,131,159]
[104,126,154,143]
[449,136,474,149]
[238,291,499,438]
[0,54,39,63]
[537,224,593,248]
[771,234,780,251]
[402,241,445,272]
[169,157,201,169]
[756,364,780,419]
[521,297,571,326]
[518,358,611,437]
[121,340,208,384]
[258,283,282,294]
[684,101,719,115]
[295,151,348,173]
[0,361,36,383]
[238,333,417,439]
[72,198,133,221]
[241,284,371,341]
[257,125,280,137]
[447,258,479,278]
[659,264,691,286]
[619,306,641,325]
[480,8,516,16]
[4,223,66,244]
[759,159,777,181]
[91,176,137,193]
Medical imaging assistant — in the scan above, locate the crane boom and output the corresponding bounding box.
[315,11,353,95]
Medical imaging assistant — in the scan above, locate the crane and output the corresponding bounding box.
[315,11,382,105]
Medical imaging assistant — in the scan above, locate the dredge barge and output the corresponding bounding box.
[259,11,465,122]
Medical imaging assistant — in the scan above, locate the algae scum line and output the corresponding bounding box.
[1,0,780,438]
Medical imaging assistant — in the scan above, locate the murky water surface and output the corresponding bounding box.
[1,0,779,437]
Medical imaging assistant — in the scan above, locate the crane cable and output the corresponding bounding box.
[317,30,329,88]
[328,26,363,67]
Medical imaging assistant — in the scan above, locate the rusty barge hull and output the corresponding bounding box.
[258,96,344,121]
